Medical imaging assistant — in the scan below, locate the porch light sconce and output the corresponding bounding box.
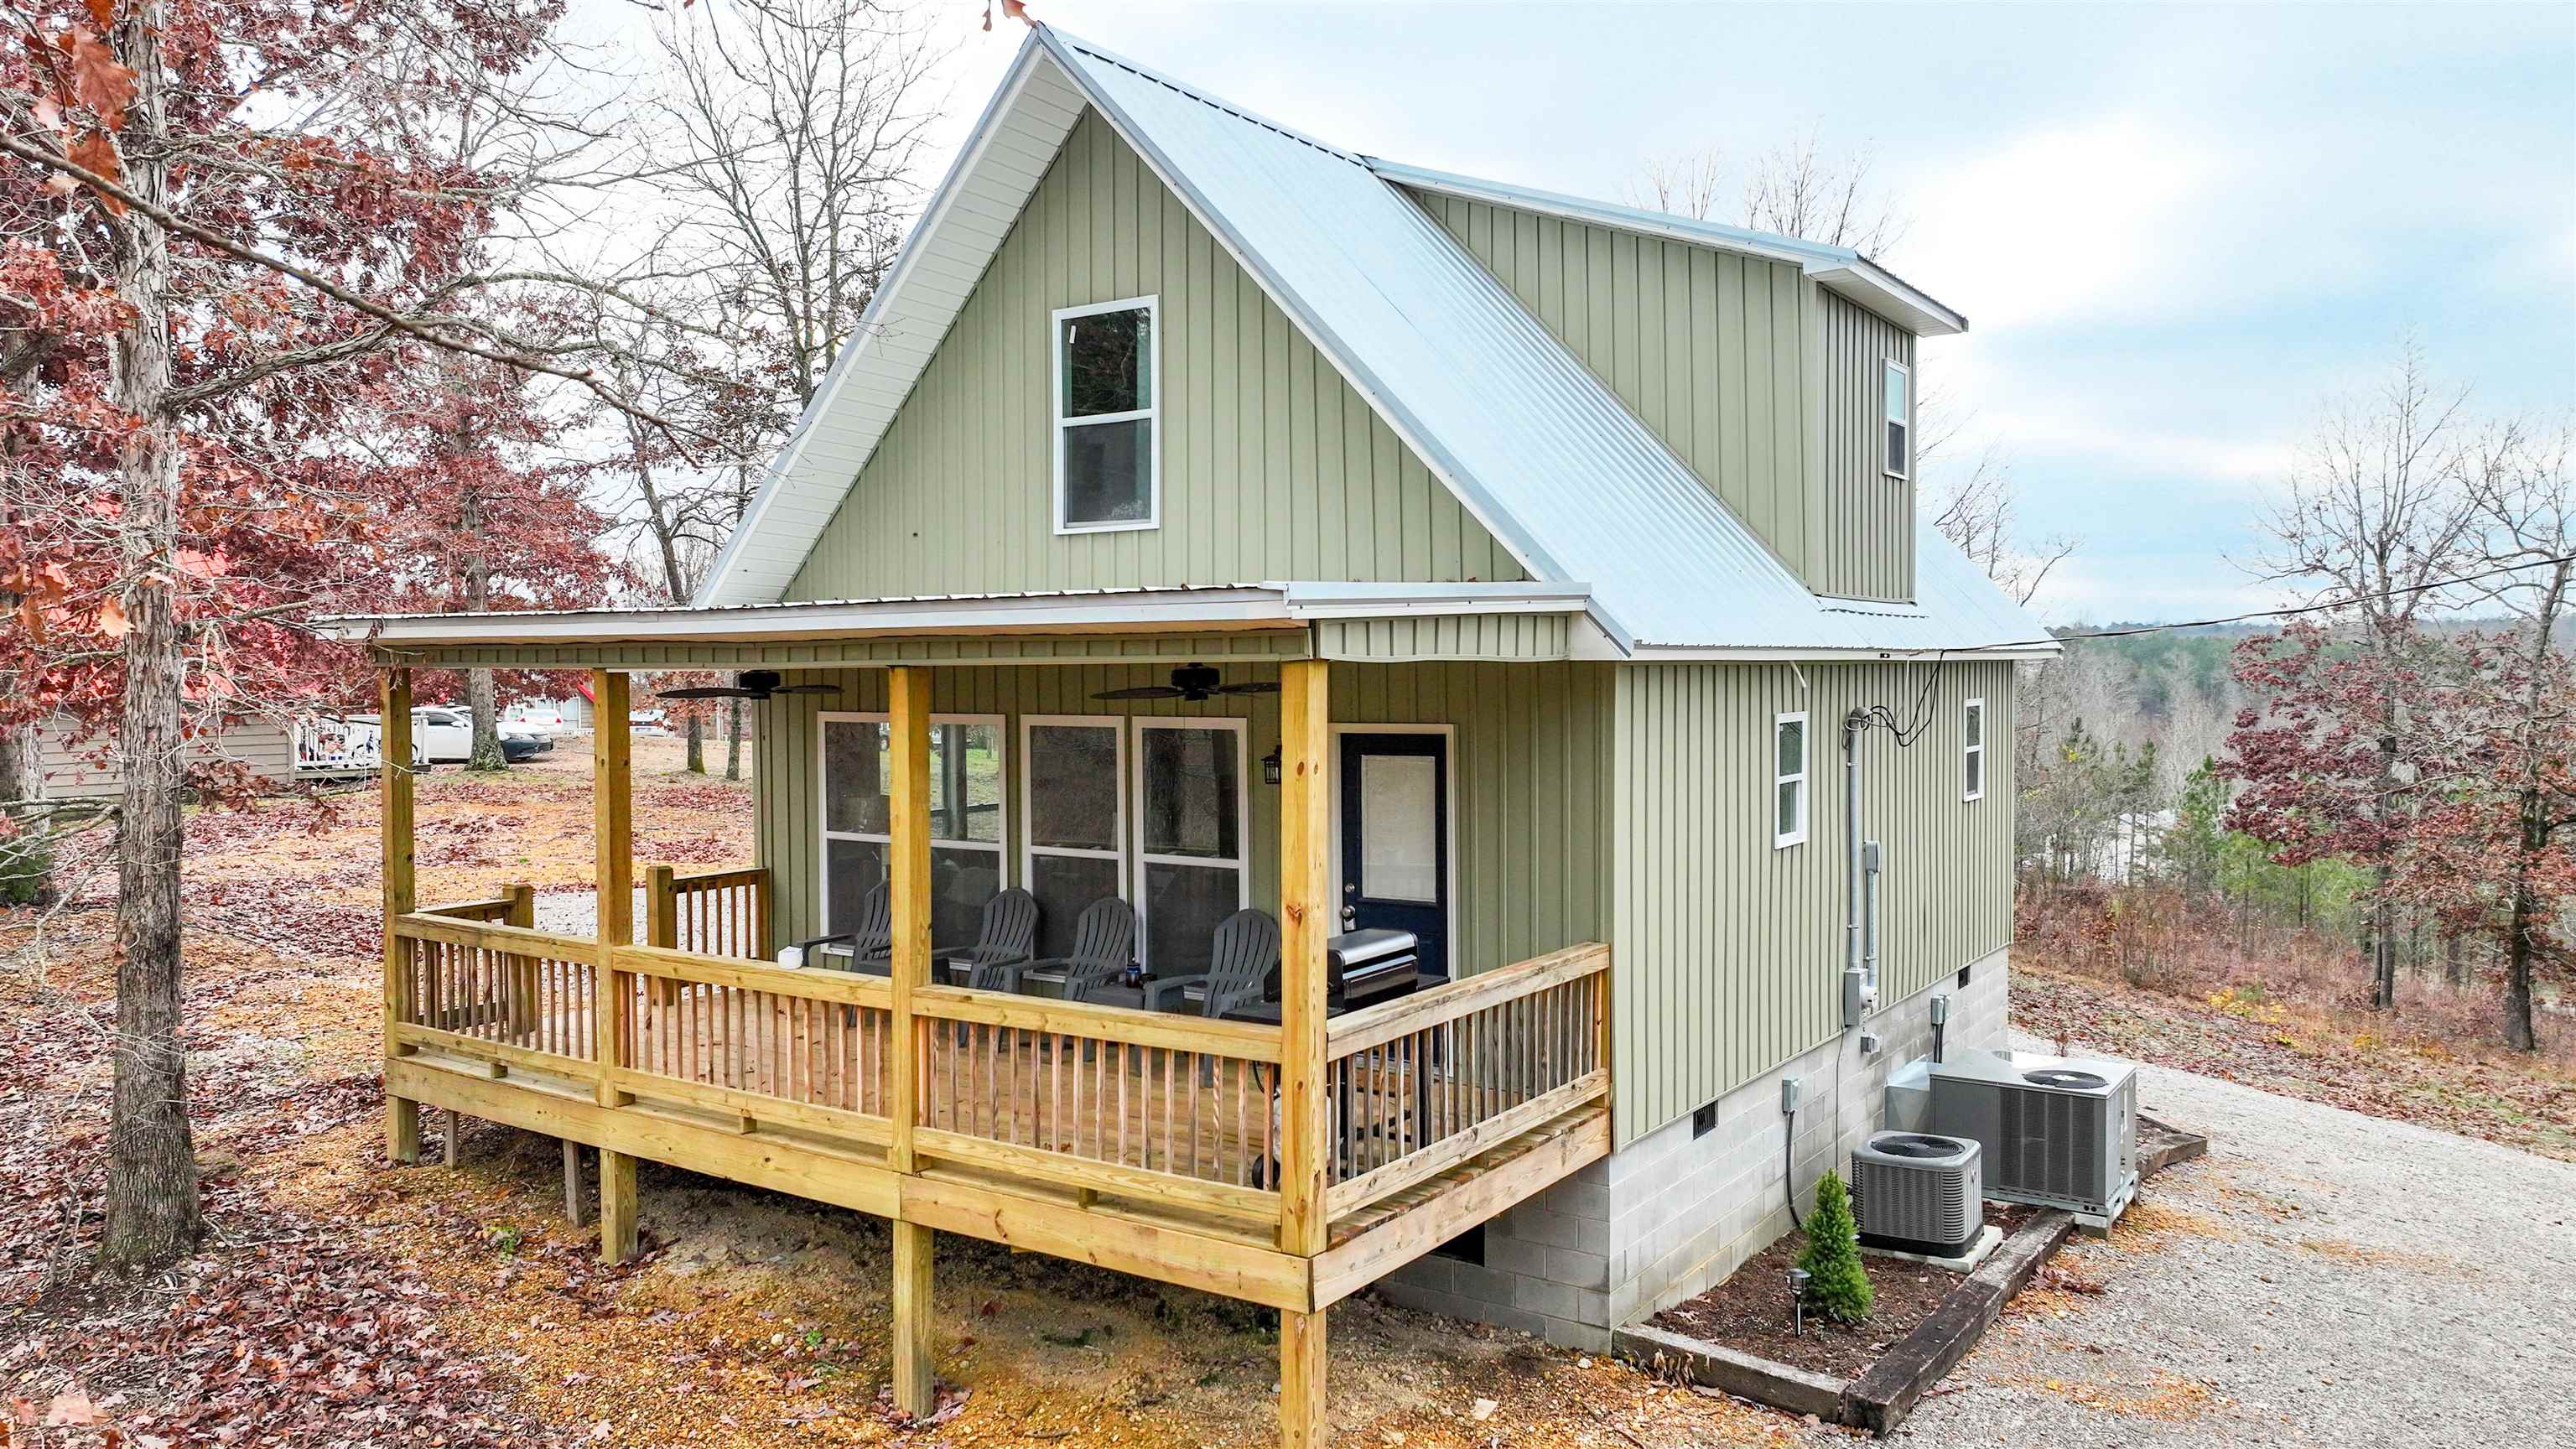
[1261,745,1282,786]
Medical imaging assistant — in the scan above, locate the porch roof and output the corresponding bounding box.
[313,580,1594,668]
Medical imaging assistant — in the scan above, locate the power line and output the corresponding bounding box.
[1906,548,2576,656]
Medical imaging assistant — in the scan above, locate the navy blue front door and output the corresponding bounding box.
[1337,732,1449,980]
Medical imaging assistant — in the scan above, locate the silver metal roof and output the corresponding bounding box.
[694,25,2053,658]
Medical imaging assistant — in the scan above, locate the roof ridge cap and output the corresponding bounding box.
[1048,29,1367,169]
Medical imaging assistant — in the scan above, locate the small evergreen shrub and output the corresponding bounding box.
[1796,1169,1874,1323]
[0,828,50,907]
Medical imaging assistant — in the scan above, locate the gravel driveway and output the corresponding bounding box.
[1880,1037,2576,1448]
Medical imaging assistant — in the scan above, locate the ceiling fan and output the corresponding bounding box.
[1091,662,1280,703]
[656,670,842,702]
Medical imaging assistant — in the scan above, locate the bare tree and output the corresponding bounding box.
[2247,340,2484,1010]
[1924,441,2075,606]
[2461,418,2573,1050]
[1741,129,1907,255]
[1626,147,1724,221]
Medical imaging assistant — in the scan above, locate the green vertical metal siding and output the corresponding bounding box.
[1313,615,1571,662]
[1610,659,2014,1145]
[1808,293,1915,601]
[1410,191,1816,585]
[782,109,1527,605]
[754,661,1612,978]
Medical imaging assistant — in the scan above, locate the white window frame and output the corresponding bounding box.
[816,710,1009,938]
[1883,358,1911,480]
[1962,696,1987,802]
[1774,710,1810,850]
[1020,713,1128,920]
[1052,294,1161,536]
[1130,715,1249,972]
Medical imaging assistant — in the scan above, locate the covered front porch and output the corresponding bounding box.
[347,588,1613,1449]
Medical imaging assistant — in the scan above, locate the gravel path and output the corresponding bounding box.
[1882,1036,2576,1448]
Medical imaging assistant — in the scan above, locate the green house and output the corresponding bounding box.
[331,25,2051,1446]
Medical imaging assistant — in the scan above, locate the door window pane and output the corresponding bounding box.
[1358,753,1440,904]
[1028,724,1120,850]
[1142,861,1240,979]
[823,719,889,834]
[1030,854,1125,960]
[1140,728,1239,860]
[1062,417,1152,525]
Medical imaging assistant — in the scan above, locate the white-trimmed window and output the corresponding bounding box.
[1133,717,1247,974]
[1021,714,1127,961]
[1053,296,1159,532]
[1963,697,1986,802]
[1774,711,1810,849]
[1883,359,1911,480]
[818,711,1007,949]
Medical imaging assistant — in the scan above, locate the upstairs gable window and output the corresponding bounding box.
[1774,711,1809,849]
[1054,297,1159,532]
[1883,359,1911,480]
[1963,697,1986,801]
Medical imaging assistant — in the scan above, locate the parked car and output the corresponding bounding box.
[393,708,547,766]
[503,704,569,739]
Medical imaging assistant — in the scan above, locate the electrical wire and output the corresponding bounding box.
[1895,548,2576,657]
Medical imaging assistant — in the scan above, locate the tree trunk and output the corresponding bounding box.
[101,0,202,1271]
[2502,796,2542,1052]
[0,721,49,906]
[725,698,743,782]
[684,713,705,774]
[2370,876,2397,1010]
[460,468,506,772]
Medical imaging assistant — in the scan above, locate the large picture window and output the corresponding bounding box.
[1021,715,1128,960]
[818,712,1006,949]
[1053,296,1159,532]
[1133,717,1247,976]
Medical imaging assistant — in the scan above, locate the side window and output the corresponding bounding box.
[1774,712,1809,849]
[1883,359,1910,480]
[1963,697,1986,802]
[1054,297,1159,532]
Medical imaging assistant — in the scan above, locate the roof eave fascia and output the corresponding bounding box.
[315,587,1303,647]
[1804,259,1969,337]
[693,32,1057,610]
[1605,642,2062,662]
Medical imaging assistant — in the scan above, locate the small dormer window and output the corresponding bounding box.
[1883,359,1910,480]
[1054,297,1159,532]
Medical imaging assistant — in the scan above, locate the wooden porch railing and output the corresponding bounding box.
[1321,943,1612,1218]
[387,905,1605,1238]
[646,865,771,960]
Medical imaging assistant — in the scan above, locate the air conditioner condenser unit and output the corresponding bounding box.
[1850,1131,1983,1257]
[1927,1048,2138,1222]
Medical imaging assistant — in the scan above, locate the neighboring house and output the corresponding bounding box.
[322,27,2050,1447]
[36,711,381,800]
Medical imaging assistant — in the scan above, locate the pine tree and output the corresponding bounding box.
[1797,1170,1873,1323]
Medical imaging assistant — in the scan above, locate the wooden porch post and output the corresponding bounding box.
[886,666,937,1416]
[1275,659,1331,1449]
[380,668,419,1165]
[591,670,641,1264]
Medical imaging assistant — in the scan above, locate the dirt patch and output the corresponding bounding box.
[1648,1225,1971,1382]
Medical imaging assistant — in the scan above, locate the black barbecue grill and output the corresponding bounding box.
[1325,928,1421,1009]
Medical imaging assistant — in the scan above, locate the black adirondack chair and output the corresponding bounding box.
[938,886,1040,986]
[987,897,1135,997]
[792,881,892,976]
[1142,908,1280,1019]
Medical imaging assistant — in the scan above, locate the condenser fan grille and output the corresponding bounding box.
[1877,1135,1965,1159]
[2023,1068,2110,1089]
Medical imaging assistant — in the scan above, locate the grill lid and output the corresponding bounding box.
[1327,928,1419,969]
[2023,1067,2111,1090]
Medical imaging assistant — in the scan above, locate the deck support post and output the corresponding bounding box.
[503,880,538,1035]
[593,671,635,1114]
[562,1139,588,1227]
[644,862,681,1005]
[1280,1306,1328,1449]
[380,668,420,1164]
[598,1148,637,1263]
[1276,660,1332,1449]
[886,666,937,1415]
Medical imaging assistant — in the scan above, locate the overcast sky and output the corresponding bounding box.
[890,2,2574,624]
